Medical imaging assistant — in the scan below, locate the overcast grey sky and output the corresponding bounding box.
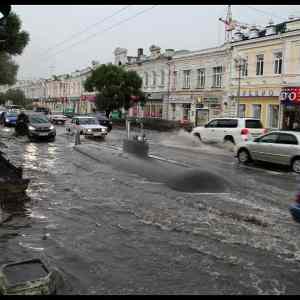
[12,5,300,80]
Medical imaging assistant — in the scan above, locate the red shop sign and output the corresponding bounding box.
[280,87,300,104]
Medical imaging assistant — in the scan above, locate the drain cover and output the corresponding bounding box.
[166,169,229,193]
[0,259,60,295]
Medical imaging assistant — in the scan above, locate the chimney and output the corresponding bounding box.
[137,48,143,57]
[149,45,161,58]
[265,19,276,36]
[233,28,244,41]
[249,25,259,38]
[165,49,175,58]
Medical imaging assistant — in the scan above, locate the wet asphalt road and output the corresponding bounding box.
[1,124,300,294]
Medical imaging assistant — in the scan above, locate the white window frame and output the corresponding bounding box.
[256,54,264,76]
[183,70,191,89]
[273,52,283,75]
[173,71,177,91]
[160,70,165,86]
[212,66,222,88]
[241,58,248,78]
[197,68,205,89]
[144,72,149,87]
[268,104,279,128]
[152,71,156,87]
[252,104,262,119]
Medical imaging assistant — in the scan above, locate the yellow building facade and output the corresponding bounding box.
[230,18,300,129]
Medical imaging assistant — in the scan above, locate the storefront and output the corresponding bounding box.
[129,92,164,119]
[80,95,96,114]
[238,96,279,129]
[194,95,223,126]
[279,87,300,130]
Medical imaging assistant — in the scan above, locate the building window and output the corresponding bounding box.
[212,66,222,88]
[161,70,165,86]
[252,104,261,119]
[152,71,156,86]
[274,52,282,75]
[256,54,264,76]
[268,104,279,128]
[241,59,248,77]
[183,70,191,89]
[239,104,246,118]
[197,68,205,88]
[173,71,177,91]
[144,72,148,87]
[182,103,191,120]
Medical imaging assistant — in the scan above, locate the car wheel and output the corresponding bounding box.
[224,136,235,145]
[238,149,251,164]
[292,158,300,173]
[193,132,201,141]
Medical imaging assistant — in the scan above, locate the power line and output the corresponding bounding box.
[243,5,285,22]
[40,5,132,57]
[42,5,158,63]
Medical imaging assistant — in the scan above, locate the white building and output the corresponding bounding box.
[115,45,190,119]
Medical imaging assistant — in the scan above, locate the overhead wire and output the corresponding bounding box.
[41,5,158,63]
[243,5,285,22]
[39,5,132,57]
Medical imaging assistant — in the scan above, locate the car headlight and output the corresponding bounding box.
[28,125,36,131]
[5,118,9,122]
[87,129,92,132]
[49,125,54,130]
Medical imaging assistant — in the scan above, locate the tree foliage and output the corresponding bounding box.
[84,64,145,116]
[0,92,6,105]
[0,52,18,85]
[0,12,30,85]
[5,88,27,107]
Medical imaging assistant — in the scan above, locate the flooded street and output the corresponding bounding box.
[1,126,300,294]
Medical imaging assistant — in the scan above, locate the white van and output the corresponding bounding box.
[191,118,267,145]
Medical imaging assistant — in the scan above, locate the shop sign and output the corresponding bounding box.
[280,87,300,105]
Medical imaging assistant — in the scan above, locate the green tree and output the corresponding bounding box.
[84,64,145,117]
[5,88,26,107]
[0,11,30,85]
[0,92,6,105]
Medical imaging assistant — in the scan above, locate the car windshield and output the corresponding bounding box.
[29,115,49,124]
[245,120,263,128]
[7,112,17,117]
[78,118,97,125]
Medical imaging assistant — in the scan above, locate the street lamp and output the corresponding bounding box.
[234,54,247,118]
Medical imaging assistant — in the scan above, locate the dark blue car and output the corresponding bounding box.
[0,111,18,126]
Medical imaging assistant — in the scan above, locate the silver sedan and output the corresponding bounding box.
[235,131,300,173]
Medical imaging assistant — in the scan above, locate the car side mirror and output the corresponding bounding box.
[253,138,260,142]
[75,120,80,125]
[204,124,208,128]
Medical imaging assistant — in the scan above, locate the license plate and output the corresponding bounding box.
[38,132,49,136]
[93,132,102,136]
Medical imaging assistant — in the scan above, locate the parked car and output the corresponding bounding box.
[235,131,300,173]
[16,112,56,142]
[50,112,67,125]
[66,116,108,138]
[191,118,267,145]
[0,111,18,127]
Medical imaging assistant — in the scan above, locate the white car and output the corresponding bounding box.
[50,113,67,125]
[66,116,108,138]
[191,118,267,145]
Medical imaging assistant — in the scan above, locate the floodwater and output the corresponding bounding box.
[1,126,300,294]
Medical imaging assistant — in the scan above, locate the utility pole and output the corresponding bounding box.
[166,56,172,120]
[236,63,242,118]
[234,55,246,118]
